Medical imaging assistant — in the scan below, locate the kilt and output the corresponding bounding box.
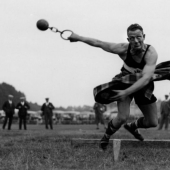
[93,61,170,104]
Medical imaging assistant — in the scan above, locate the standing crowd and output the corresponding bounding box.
[2,95,30,130]
[2,95,55,130]
[2,93,170,133]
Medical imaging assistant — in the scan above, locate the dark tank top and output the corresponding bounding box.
[124,44,150,70]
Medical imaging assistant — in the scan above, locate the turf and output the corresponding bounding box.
[0,124,170,170]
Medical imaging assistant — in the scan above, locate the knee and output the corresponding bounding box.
[145,118,158,128]
[116,115,128,125]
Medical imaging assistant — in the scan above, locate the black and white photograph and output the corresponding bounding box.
[0,0,170,169]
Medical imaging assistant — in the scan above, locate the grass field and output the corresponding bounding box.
[1,124,170,170]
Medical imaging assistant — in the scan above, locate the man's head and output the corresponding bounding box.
[8,94,13,101]
[20,97,25,102]
[165,95,169,100]
[45,98,49,102]
[127,23,145,50]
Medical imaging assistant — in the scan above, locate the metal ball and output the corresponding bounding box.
[36,19,49,31]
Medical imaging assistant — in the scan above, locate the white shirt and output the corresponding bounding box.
[8,100,12,105]
[21,101,25,105]
[45,102,49,106]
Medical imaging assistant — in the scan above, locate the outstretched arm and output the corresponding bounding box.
[69,33,127,55]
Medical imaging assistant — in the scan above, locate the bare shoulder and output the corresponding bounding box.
[114,43,128,53]
[103,42,128,54]
[116,43,129,60]
[145,45,158,64]
[148,45,158,55]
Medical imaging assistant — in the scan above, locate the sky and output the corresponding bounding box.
[0,0,170,107]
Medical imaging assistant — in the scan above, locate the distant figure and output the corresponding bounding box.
[93,102,107,129]
[41,98,55,129]
[2,95,15,130]
[158,95,170,130]
[16,97,30,130]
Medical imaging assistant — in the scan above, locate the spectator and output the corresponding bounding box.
[41,98,55,129]
[16,97,30,130]
[2,95,15,130]
[158,95,170,130]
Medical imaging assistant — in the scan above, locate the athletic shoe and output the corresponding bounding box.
[124,123,144,141]
[99,134,110,150]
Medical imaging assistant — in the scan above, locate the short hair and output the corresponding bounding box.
[127,24,143,34]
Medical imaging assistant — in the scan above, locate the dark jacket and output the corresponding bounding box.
[160,100,170,116]
[16,102,30,117]
[41,103,55,116]
[2,101,15,116]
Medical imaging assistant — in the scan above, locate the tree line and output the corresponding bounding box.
[0,82,162,112]
[0,82,94,112]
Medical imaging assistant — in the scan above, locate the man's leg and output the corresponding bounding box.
[100,96,132,150]
[158,114,164,130]
[101,114,107,129]
[164,115,169,130]
[95,112,100,129]
[49,115,53,130]
[45,114,48,129]
[2,116,8,129]
[19,117,22,130]
[124,102,158,140]
[23,116,27,130]
[8,116,13,130]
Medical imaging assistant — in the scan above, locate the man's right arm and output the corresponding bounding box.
[69,33,127,55]
[160,102,163,113]
[15,103,19,109]
[41,104,44,111]
[2,102,6,112]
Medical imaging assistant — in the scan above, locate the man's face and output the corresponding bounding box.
[127,29,145,50]
[9,97,13,101]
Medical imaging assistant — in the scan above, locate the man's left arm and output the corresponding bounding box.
[112,46,158,101]
[12,103,16,115]
[50,103,55,110]
[167,100,170,110]
[26,103,30,110]
[12,103,16,110]
[124,46,158,96]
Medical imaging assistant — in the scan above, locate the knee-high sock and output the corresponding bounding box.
[130,117,147,129]
[105,120,120,137]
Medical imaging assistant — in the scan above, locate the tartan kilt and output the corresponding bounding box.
[93,60,170,105]
[93,80,131,104]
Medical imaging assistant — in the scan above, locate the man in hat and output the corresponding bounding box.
[69,23,158,150]
[41,98,55,129]
[16,97,30,130]
[158,94,170,130]
[2,95,16,130]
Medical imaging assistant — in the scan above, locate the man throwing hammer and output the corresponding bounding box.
[69,23,158,150]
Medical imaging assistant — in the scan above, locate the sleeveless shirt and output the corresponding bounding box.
[124,44,150,70]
